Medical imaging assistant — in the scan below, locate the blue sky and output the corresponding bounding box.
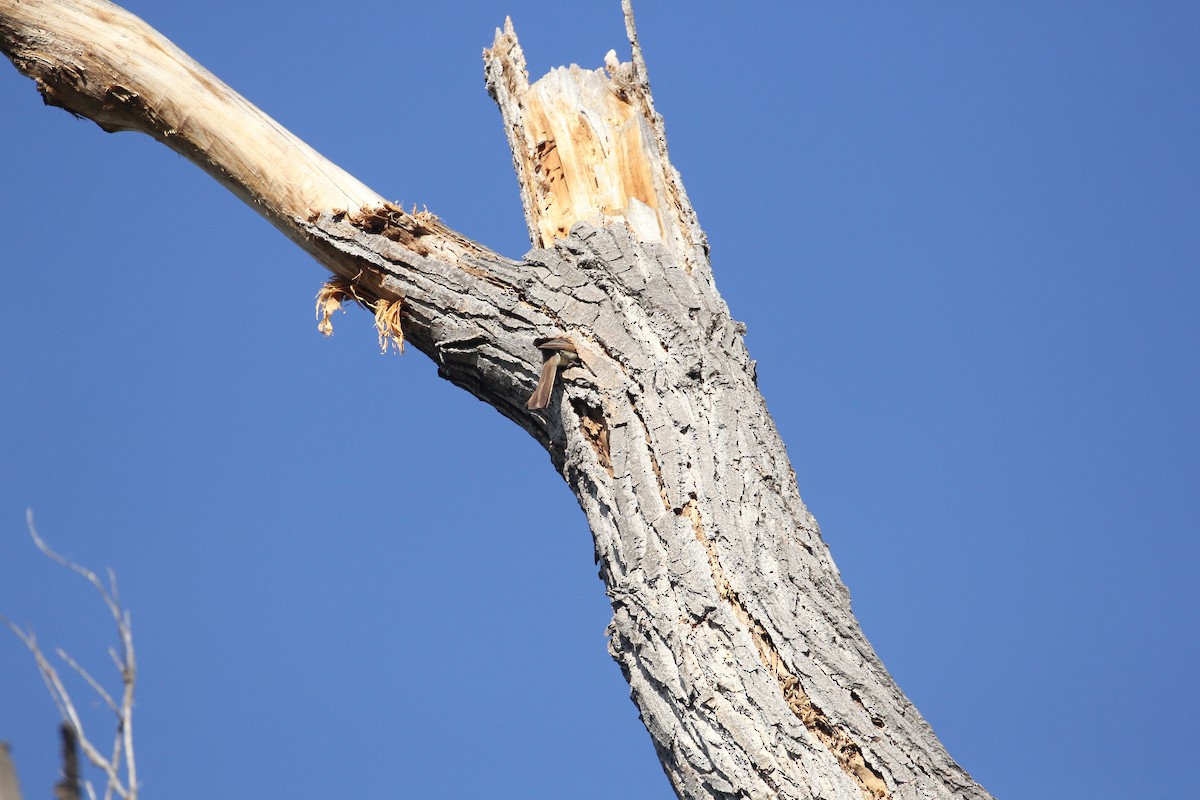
[2,2,1197,798]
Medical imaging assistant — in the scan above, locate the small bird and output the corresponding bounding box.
[527,337,579,410]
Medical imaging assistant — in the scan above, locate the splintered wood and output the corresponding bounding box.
[485,18,692,263]
[524,66,657,245]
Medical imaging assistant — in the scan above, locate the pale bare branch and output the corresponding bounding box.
[1,513,139,800]
[56,649,119,716]
[1,619,126,797]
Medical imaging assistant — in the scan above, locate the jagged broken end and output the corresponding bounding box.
[481,7,705,272]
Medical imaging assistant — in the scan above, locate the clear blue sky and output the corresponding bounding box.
[2,2,1197,798]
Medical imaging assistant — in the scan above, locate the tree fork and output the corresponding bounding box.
[0,2,994,798]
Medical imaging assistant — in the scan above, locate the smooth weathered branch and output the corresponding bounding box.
[0,1,377,216]
[2,2,995,798]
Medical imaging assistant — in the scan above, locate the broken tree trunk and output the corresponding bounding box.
[0,2,994,798]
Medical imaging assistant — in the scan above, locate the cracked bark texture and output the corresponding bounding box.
[1,2,994,799]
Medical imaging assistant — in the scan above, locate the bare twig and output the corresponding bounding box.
[56,649,120,715]
[0,512,139,800]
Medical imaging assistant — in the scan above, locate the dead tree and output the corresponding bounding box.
[0,743,22,800]
[0,2,994,798]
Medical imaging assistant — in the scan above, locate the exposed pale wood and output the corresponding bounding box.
[484,10,708,276]
[1,3,997,799]
[0,1,377,213]
[0,0,477,304]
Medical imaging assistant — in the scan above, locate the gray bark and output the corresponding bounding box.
[0,743,22,800]
[0,1,994,798]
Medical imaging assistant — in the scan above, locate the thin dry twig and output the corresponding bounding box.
[56,650,119,716]
[1,512,139,800]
